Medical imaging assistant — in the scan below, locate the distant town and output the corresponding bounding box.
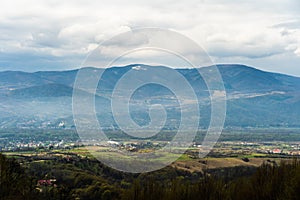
[1,135,300,158]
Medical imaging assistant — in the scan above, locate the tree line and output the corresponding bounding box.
[1,153,300,199]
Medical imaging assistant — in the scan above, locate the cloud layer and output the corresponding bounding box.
[0,0,300,75]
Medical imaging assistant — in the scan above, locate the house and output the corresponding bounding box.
[37,179,56,187]
[272,149,282,154]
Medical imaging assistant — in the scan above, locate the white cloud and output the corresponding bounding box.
[0,0,299,74]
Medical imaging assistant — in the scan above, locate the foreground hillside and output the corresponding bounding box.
[1,153,300,200]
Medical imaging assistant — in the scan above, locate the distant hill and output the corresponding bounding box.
[0,64,300,128]
[214,64,300,92]
[10,83,74,98]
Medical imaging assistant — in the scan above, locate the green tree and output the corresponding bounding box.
[0,153,37,199]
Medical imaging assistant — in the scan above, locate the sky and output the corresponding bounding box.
[0,0,300,76]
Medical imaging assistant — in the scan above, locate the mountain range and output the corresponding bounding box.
[0,64,300,129]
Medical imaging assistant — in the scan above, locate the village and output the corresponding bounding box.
[1,135,300,158]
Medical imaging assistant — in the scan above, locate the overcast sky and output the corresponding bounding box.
[0,0,300,75]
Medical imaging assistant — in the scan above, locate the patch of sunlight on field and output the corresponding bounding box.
[176,154,193,161]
